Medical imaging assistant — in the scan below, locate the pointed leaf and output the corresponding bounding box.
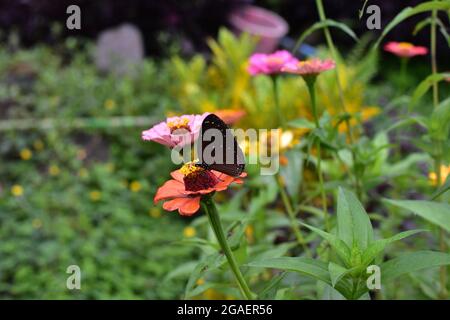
[293,19,358,53]
[328,262,351,288]
[337,187,374,250]
[384,199,450,232]
[410,73,450,111]
[361,229,426,266]
[431,175,450,200]
[301,222,351,265]
[381,251,450,281]
[246,257,331,285]
[374,1,450,48]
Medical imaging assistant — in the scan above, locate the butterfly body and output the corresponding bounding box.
[196,114,245,177]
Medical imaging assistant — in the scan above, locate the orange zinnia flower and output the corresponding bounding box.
[154,162,246,216]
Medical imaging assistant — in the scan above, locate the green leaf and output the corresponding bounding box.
[361,229,425,266]
[328,262,351,287]
[288,118,316,129]
[431,175,450,200]
[413,17,450,47]
[184,253,225,298]
[409,73,450,111]
[384,199,450,232]
[246,257,331,285]
[293,19,358,53]
[337,187,374,250]
[374,1,450,48]
[280,150,303,202]
[301,222,352,265]
[258,272,287,299]
[381,251,450,281]
[429,97,450,141]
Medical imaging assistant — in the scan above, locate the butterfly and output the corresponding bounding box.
[196,113,245,177]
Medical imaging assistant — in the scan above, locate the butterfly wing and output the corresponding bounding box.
[197,113,245,177]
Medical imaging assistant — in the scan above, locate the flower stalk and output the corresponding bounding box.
[430,7,447,300]
[305,76,329,231]
[271,75,285,127]
[315,0,363,200]
[276,175,311,256]
[201,195,254,300]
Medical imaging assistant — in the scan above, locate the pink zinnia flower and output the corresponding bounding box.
[384,42,428,58]
[248,50,298,76]
[281,58,335,76]
[142,113,209,148]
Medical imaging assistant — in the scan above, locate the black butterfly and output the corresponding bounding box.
[196,113,245,177]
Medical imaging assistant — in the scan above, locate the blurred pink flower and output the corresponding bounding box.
[384,42,428,58]
[248,50,298,76]
[281,58,335,76]
[142,113,209,148]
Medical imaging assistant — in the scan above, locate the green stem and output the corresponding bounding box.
[400,57,408,92]
[201,196,254,300]
[276,175,311,256]
[431,8,439,108]
[305,77,329,231]
[271,75,285,127]
[435,156,448,299]
[315,0,362,200]
[430,7,447,300]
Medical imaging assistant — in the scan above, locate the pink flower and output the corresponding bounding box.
[281,58,335,76]
[384,42,428,58]
[142,113,209,148]
[248,50,298,76]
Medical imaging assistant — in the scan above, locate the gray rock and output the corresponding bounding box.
[94,23,144,76]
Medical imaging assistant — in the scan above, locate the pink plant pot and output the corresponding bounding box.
[228,5,289,53]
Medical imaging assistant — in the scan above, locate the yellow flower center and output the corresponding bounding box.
[167,117,190,133]
[180,161,204,176]
[266,57,283,65]
[398,42,413,49]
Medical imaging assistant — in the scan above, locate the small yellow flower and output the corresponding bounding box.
[104,99,116,110]
[149,208,161,218]
[78,168,88,178]
[429,165,450,186]
[33,140,44,151]
[48,165,60,176]
[129,181,141,192]
[203,288,224,300]
[196,278,205,286]
[183,226,196,238]
[280,130,294,149]
[89,190,101,201]
[245,225,254,242]
[11,185,24,197]
[20,148,32,160]
[32,218,42,229]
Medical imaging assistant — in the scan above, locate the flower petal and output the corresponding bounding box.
[170,170,185,182]
[163,196,201,216]
[154,179,185,203]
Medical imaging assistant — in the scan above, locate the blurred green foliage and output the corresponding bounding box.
[0,40,195,299]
